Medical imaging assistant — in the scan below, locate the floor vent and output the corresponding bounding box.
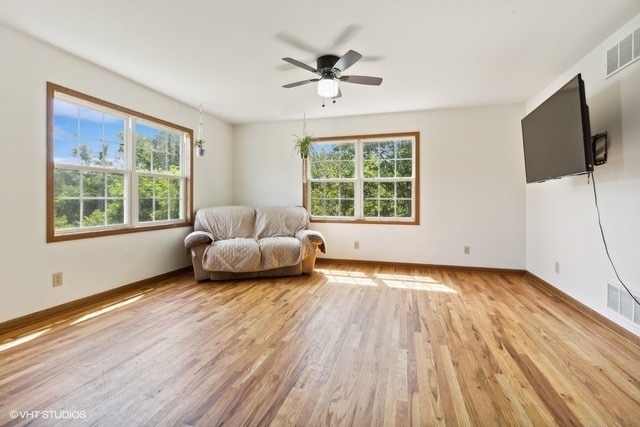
[607,282,640,325]
[606,28,640,78]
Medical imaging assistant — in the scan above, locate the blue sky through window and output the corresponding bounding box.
[53,98,126,166]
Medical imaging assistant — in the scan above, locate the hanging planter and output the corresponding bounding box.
[293,133,314,184]
[195,139,205,157]
[294,114,314,208]
[195,104,206,157]
[293,134,314,159]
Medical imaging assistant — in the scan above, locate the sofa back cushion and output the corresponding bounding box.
[255,206,309,239]
[195,206,255,240]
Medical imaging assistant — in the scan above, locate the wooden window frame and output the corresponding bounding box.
[305,131,420,225]
[46,82,193,242]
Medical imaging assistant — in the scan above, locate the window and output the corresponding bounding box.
[47,83,192,242]
[306,132,419,224]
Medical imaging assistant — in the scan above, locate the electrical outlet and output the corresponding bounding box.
[353,241,360,250]
[555,261,560,274]
[52,272,63,287]
[464,246,470,255]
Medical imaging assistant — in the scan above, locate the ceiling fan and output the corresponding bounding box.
[282,50,383,102]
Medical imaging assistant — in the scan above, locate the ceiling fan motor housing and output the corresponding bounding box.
[317,55,340,75]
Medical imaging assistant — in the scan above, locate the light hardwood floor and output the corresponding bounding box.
[1,261,639,426]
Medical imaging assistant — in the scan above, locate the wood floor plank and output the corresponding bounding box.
[1,262,639,426]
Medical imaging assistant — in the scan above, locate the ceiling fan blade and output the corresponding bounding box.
[282,57,317,74]
[332,50,362,73]
[283,79,319,88]
[339,75,383,86]
[276,32,321,56]
[330,26,361,50]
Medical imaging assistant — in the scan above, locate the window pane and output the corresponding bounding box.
[397,160,412,177]
[82,199,106,226]
[83,172,105,198]
[363,182,376,199]
[398,139,412,155]
[310,143,355,180]
[397,181,412,198]
[136,123,182,175]
[340,182,354,198]
[138,176,153,221]
[96,141,124,168]
[168,154,181,175]
[340,199,355,217]
[106,174,125,225]
[380,200,395,217]
[168,178,181,199]
[379,160,394,178]
[53,99,126,169]
[139,197,153,222]
[54,170,126,229]
[363,199,379,217]
[106,174,124,198]
[55,169,81,197]
[136,134,152,172]
[380,182,395,198]
[154,178,170,221]
[83,202,105,226]
[152,151,168,173]
[137,176,182,222]
[397,200,412,218]
[310,181,354,217]
[55,199,80,229]
[107,199,125,225]
[169,199,180,220]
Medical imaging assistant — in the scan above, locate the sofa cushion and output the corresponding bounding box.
[203,238,260,273]
[254,206,309,239]
[196,206,255,240]
[258,237,302,270]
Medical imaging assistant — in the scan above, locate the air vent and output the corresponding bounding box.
[607,282,640,325]
[606,27,640,78]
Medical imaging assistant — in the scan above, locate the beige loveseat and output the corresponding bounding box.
[184,206,326,281]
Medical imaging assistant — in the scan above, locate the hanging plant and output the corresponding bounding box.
[195,104,206,157]
[293,134,314,159]
[194,139,205,157]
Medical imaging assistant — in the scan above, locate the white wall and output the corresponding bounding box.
[525,14,640,336]
[233,105,526,269]
[0,25,233,323]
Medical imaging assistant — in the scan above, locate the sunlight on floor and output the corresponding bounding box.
[317,269,458,293]
[375,273,458,293]
[316,269,378,287]
[70,294,145,326]
[0,328,51,353]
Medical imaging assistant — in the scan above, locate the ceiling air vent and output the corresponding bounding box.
[606,27,640,78]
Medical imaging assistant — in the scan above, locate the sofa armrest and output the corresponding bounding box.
[184,231,214,249]
[296,229,326,253]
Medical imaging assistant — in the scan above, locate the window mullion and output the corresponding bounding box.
[355,139,363,220]
[128,117,137,226]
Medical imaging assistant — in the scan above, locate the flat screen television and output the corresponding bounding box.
[521,74,593,183]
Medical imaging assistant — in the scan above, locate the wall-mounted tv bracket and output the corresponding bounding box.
[592,132,608,166]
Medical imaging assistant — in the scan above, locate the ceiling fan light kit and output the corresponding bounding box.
[282,49,382,104]
[317,78,339,98]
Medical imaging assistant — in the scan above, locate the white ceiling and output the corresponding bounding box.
[1,1,639,124]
